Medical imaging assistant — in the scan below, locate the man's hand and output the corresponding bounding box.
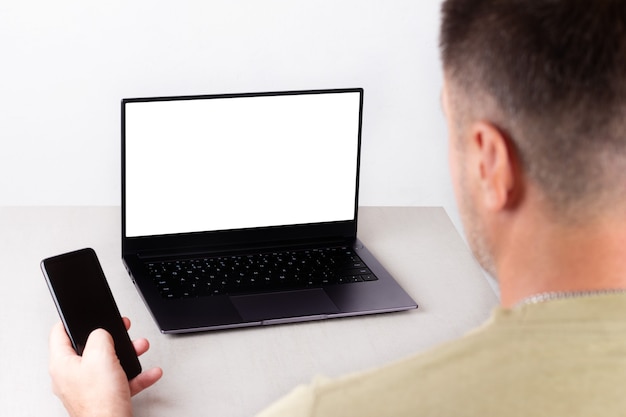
[49,318,163,417]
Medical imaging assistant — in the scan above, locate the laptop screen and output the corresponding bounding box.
[123,89,362,238]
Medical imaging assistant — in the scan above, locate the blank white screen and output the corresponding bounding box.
[124,91,361,238]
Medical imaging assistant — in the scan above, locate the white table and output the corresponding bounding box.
[0,206,498,417]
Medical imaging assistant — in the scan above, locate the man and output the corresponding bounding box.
[49,0,626,415]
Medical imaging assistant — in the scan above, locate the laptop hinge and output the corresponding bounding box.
[136,236,357,261]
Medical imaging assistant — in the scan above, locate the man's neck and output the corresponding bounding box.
[496,210,626,308]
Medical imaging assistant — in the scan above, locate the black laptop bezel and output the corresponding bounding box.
[121,88,364,257]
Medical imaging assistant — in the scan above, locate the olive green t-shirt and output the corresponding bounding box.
[258,293,626,417]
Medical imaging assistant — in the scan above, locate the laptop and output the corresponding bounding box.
[121,88,417,333]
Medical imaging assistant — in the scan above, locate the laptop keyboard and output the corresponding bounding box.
[145,246,378,299]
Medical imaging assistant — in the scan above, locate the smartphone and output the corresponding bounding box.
[41,248,142,380]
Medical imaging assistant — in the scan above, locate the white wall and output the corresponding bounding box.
[1,0,461,230]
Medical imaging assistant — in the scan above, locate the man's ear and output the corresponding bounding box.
[468,121,520,211]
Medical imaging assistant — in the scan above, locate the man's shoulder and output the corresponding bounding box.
[257,314,507,417]
[258,298,626,417]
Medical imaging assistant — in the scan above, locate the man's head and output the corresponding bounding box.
[440,0,626,222]
[439,0,626,275]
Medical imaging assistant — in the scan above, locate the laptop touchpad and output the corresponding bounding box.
[231,289,340,322]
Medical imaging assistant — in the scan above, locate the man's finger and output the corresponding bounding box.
[122,317,131,331]
[82,328,117,360]
[129,367,164,397]
[49,321,76,359]
[132,337,150,357]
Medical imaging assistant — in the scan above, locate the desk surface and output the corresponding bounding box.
[0,206,498,417]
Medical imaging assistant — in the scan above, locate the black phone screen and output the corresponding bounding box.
[42,248,142,380]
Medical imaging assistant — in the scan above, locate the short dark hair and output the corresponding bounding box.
[440,0,626,219]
